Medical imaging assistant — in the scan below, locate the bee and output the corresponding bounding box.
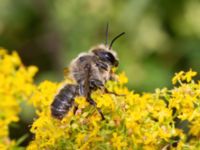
[51,25,125,120]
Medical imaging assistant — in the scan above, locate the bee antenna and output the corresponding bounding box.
[105,23,109,46]
[109,32,125,49]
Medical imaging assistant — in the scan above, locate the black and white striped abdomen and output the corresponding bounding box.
[51,84,78,119]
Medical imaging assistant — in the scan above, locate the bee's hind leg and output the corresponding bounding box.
[73,104,78,115]
[104,88,125,97]
[87,97,105,120]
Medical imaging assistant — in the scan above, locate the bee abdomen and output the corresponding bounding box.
[51,84,77,119]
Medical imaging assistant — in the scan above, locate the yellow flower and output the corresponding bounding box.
[172,69,197,85]
[190,118,200,136]
[76,133,86,146]
[0,49,37,149]
[111,133,127,150]
[0,48,7,55]
[30,80,59,110]
[183,69,197,82]
[92,91,115,112]
[172,71,184,84]
[118,72,128,85]
[27,69,200,149]
[10,51,21,66]
[75,96,89,109]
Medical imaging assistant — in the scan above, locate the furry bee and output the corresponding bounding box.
[51,26,125,120]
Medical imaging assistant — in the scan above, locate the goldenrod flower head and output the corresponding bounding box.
[184,69,197,82]
[118,72,128,85]
[75,96,88,109]
[111,132,127,150]
[28,69,200,149]
[172,69,197,84]
[0,49,37,149]
[172,71,185,84]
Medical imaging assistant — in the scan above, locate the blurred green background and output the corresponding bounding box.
[1,0,200,146]
[1,0,200,92]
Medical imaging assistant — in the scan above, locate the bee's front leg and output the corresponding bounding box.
[87,96,105,120]
[96,61,108,71]
[89,79,104,90]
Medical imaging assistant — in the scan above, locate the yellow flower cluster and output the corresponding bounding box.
[1,49,200,149]
[28,69,200,150]
[0,48,37,149]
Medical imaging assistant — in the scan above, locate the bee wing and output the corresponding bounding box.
[79,64,91,97]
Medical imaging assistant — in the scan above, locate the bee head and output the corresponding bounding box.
[91,45,119,67]
[92,25,125,67]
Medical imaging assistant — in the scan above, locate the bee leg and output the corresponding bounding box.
[104,88,125,96]
[96,62,108,71]
[89,79,104,90]
[73,104,78,115]
[87,97,105,120]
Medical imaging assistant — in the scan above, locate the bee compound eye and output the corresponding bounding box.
[103,52,117,66]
